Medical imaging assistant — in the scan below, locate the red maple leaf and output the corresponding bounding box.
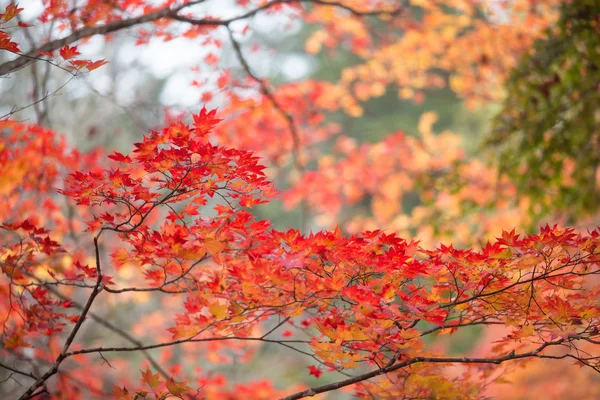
[307,365,323,378]
[59,45,81,60]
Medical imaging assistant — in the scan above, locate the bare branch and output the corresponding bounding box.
[226,27,303,169]
[0,361,38,380]
[44,286,169,379]
[0,0,404,77]
[17,236,105,400]
[0,0,207,76]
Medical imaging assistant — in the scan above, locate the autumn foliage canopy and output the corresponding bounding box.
[1,1,600,399]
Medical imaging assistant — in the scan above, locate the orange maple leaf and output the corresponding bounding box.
[141,367,161,390]
[166,378,191,395]
[1,3,24,22]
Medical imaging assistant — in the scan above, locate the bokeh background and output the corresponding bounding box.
[1,0,600,398]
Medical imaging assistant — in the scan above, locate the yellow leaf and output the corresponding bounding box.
[204,237,226,255]
[170,324,198,340]
[208,303,229,319]
[495,249,513,259]
[166,378,191,396]
[340,353,363,369]
[521,324,535,337]
[141,367,161,389]
[350,326,368,340]
[289,306,305,317]
[436,328,453,336]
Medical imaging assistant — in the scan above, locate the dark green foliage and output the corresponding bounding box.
[488,0,600,219]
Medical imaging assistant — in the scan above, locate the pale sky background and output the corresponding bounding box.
[11,0,315,109]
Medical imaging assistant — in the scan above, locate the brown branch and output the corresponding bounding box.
[261,316,291,339]
[0,0,404,77]
[43,286,169,379]
[0,361,38,380]
[101,259,207,294]
[441,260,599,309]
[17,236,105,400]
[302,0,405,17]
[0,0,207,76]
[64,336,310,357]
[226,27,303,169]
[278,339,564,400]
[27,388,49,399]
[3,348,110,398]
[0,73,78,120]
[173,0,404,26]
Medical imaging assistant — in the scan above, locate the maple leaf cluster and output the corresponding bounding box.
[0,3,107,73]
[2,109,600,399]
[1,0,599,399]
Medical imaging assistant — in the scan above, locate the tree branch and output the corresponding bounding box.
[0,0,404,77]
[278,339,565,400]
[0,361,38,380]
[43,285,169,379]
[17,236,105,400]
[226,27,303,169]
[0,0,207,76]
[64,335,309,357]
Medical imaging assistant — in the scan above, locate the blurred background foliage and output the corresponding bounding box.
[488,0,600,221]
[2,0,600,396]
[256,4,499,233]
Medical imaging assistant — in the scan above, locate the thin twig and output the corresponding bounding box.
[227,27,303,170]
[0,0,404,76]
[17,236,105,400]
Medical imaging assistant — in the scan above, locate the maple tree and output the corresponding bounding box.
[1,0,600,399]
